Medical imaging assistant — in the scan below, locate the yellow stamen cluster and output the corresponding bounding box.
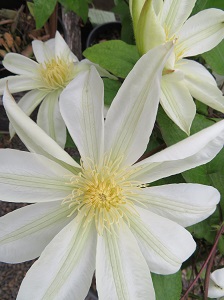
[63,157,143,235]
[39,57,75,91]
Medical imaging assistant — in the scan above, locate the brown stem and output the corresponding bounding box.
[180,224,224,300]
[49,2,58,38]
[204,247,217,299]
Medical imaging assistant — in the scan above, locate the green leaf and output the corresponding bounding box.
[152,271,182,300]
[33,0,57,29]
[192,0,224,15]
[83,40,140,78]
[202,41,224,75]
[113,2,135,44]
[103,78,121,106]
[59,0,90,22]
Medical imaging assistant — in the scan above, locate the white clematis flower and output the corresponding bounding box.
[0,31,115,148]
[130,0,224,134]
[0,43,224,300]
[208,268,224,299]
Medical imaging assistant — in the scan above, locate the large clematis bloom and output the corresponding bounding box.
[130,0,224,134]
[0,31,115,148]
[0,43,224,299]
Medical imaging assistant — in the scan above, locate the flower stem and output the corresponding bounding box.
[180,224,224,300]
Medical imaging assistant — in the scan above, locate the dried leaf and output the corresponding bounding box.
[4,32,14,48]
[21,44,33,57]
[0,49,7,58]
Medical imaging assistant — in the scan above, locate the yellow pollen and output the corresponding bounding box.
[39,57,75,90]
[63,157,144,235]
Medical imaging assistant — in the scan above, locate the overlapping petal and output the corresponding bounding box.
[37,91,66,148]
[137,0,166,54]
[177,59,224,112]
[0,75,41,94]
[104,42,173,166]
[0,201,72,263]
[9,89,47,138]
[130,207,195,274]
[60,67,104,166]
[0,149,73,203]
[3,86,79,169]
[161,74,196,134]
[17,219,96,300]
[160,0,197,38]
[96,222,155,300]
[132,119,224,183]
[176,8,224,59]
[208,268,224,298]
[32,38,55,63]
[138,184,220,227]
[55,31,78,62]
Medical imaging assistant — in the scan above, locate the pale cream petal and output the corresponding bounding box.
[177,59,224,112]
[3,86,79,170]
[0,201,72,263]
[208,268,224,298]
[137,0,166,54]
[55,31,79,62]
[130,0,146,30]
[3,53,39,75]
[176,8,224,59]
[17,219,96,300]
[0,149,73,203]
[131,119,224,183]
[139,184,220,227]
[160,0,196,38]
[80,59,117,80]
[9,89,47,138]
[104,42,173,167]
[130,207,196,274]
[37,92,67,149]
[32,38,55,63]
[0,75,41,95]
[160,74,196,134]
[96,222,155,300]
[60,67,104,165]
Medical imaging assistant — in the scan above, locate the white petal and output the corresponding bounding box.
[32,38,55,63]
[60,67,104,165]
[153,0,163,15]
[139,184,220,227]
[0,75,41,94]
[0,149,73,203]
[130,207,196,274]
[104,42,173,167]
[96,222,155,300]
[160,74,196,134]
[3,53,39,75]
[177,59,224,112]
[55,31,79,62]
[160,0,196,38]
[0,201,72,263]
[17,219,96,300]
[3,86,79,170]
[176,8,224,59]
[137,0,166,54]
[37,92,67,149]
[208,268,224,298]
[9,89,47,138]
[132,119,224,183]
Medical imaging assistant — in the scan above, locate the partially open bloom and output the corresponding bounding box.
[208,268,224,299]
[0,43,224,299]
[130,0,224,134]
[0,31,115,148]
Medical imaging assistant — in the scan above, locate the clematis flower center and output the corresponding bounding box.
[39,57,75,91]
[63,157,143,235]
